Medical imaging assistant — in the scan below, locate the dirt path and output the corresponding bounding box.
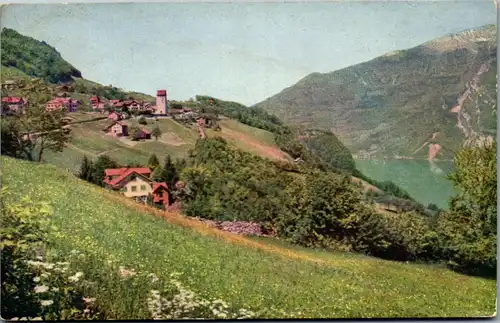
[221,128,289,162]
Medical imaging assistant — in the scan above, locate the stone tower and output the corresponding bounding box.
[155,89,167,115]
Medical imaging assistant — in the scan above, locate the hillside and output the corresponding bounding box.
[1,27,155,103]
[2,156,496,319]
[254,24,497,159]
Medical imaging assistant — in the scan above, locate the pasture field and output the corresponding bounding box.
[2,156,496,319]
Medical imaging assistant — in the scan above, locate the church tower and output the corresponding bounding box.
[156,89,167,115]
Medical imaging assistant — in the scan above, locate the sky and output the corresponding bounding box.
[1,1,497,105]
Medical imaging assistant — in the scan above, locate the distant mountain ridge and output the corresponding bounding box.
[254,24,497,159]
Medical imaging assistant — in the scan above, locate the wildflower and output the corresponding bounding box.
[82,297,96,304]
[33,277,40,283]
[30,317,43,321]
[51,287,59,292]
[70,249,78,254]
[19,318,27,321]
[10,317,19,321]
[35,256,44,261]
[34,285,49,293]
[40,300,54,307]
[68,272,84,282]
[41,273,50,278]
[43,263,54,270]
[83,309,90,314]
[148,273,159,283]
[119,266,136,278]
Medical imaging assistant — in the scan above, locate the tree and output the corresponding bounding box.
[151,166,164,182]
[148,154,160,170]
[160,155,179,188]
[90,155,119,186]
[1,79,71,162]
[78,156,93,182]
[151,126,162,140]
[437,140,497,276]
[138,116,147,125]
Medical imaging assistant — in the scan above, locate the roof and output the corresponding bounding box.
[103,120,128,130]
[157,90,167,96]
[103,167,152,187]
[2,97,24,103]
[140,128,151,134]
[152,182,168,192]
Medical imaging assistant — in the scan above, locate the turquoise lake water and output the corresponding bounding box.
[355,159,457,210]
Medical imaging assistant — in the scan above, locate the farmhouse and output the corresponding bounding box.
[1,96,27,115]
[90,96,106,111]
[103,121,128,137]
[103,167,169,206]
[107,111,123,121]
[134,128,152,140]
[45,97,81,112]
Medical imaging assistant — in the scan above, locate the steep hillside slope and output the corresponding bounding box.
[255,25,497,159]
[2,156,496,318]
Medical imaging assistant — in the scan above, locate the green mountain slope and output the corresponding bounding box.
[1,28,82,83]
[1,27,154,102]
[2,155,496,318]
[254,24,497,159]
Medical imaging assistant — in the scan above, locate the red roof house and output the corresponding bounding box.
[103,167,152,188]
[134,128,152,140]
[46,97,80,112]
[152,182,169,207]
[1,96,27,114]
[103,121,128,137]
[107,111,123,121]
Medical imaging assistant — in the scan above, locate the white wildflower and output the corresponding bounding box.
[41,273,50,278]
[10,317,19,321]
[30,317,43,321]
[68,272,84,282]
[32,277,40,283]
[42,263,54,270]
[83,309,90,314]
[35,256,44,261]
[82,297,96,304]
[34,285,49,293]
[40,300,54,307]
[19,318,28,321]
[51,287,59,292]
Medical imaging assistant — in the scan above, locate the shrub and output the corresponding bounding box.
[138,117,147,125]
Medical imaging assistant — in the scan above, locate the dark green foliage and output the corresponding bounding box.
[159,155,180,189]
[1,188,51,318]
[89,155,120,187]
[78,156,94,182]
[1,28,82,83]
[128,126,141,141]
[300,129,356,173]
[147,154,160,170]
[352,169,414,200]
[435,142,497,276]
[138,117,147,125]
[151,126,162,140]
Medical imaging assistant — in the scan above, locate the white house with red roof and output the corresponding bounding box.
[45,97,81,112]
[103,167,169,206]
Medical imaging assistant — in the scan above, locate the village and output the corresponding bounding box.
[1,82,222,210]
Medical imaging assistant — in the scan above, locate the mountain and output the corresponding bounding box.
[1,28,82,83]
[254,24,497,159]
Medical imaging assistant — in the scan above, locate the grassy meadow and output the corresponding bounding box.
[42,113,291,173]
[1,156,496,319]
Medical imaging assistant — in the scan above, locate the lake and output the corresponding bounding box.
[355,159,458,210]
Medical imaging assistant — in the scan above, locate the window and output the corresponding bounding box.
[140,185,146,191]
[131,186,137,192]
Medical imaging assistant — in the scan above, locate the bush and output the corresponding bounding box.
[138,117,147,125]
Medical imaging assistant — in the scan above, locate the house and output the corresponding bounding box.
[103,121,128,137]
[152,182,169,208]
[134,128,151,140]
[1,96,27,115]
[103,168,170,206]
[103,167,154,203]
[107,111,123,121]
[45,97,80,112]
[90,96,105,111]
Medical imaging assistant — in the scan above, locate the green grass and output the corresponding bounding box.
[2,156,496,319]
[219,119,278,147]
